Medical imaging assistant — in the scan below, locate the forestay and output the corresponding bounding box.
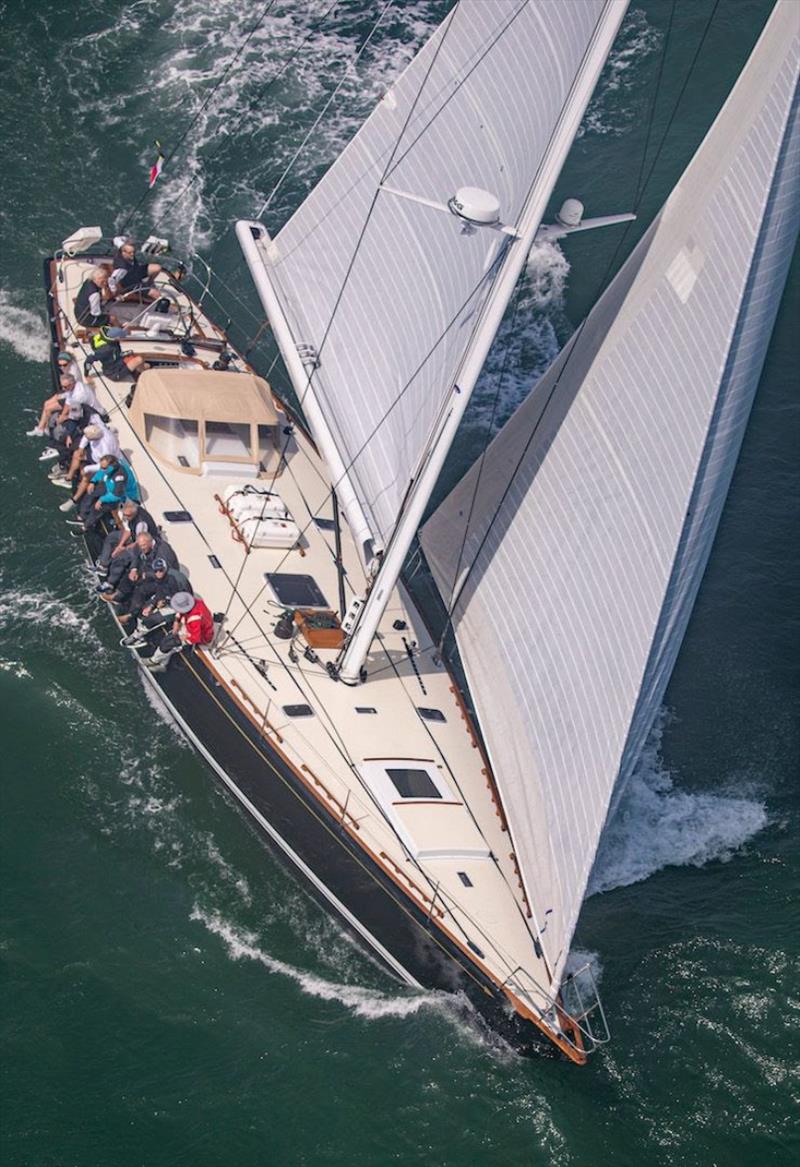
[257,0,625,549]
[421,2,800,997]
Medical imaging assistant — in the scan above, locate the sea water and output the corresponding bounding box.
[0,2,797,1165]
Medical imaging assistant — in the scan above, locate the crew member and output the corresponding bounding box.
[142,591,214,671]
[75,267,113,327]
[109,239,164,303]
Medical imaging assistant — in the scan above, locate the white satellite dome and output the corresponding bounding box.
[448,187,501,227]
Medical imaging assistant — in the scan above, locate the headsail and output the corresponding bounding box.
[421,1,800,995]
[239,0,628,559]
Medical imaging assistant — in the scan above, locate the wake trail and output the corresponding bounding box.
[0,288,50,363]
[589,711,768,896]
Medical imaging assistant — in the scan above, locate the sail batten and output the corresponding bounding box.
[422,2,799,996]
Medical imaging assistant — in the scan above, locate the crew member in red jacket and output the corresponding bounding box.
[174,592,214,646]
[143,591,214,671]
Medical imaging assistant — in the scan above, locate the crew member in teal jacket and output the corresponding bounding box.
[79,454,140,530]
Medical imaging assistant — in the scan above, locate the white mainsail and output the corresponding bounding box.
[421,1,800,996]
[239,0,628,558]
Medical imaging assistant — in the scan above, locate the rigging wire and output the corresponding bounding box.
[216,7,522,634]
[223,246,526,639]
[210,1,671,665]
[283,0,459,434]
[257,0,397,219]
[128,1,349,381]
[437,280,527,641]
[635,0,718,206]
[434,0,722,645]
[145,0,339,240]
[630,0,678,207]
[121,0,278,235]
[383,0,529,183]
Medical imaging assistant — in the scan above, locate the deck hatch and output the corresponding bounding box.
[313,517,337,532]
[266,573,329,609]
[385,768,441,800]
[417,706,446,723]
[283,704,314,718]
[457,872,473,888]
[208,554,222,569]
[355,706,377,715]
[163,510,193,523]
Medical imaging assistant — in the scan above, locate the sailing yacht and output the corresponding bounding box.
[41,0,798,1063]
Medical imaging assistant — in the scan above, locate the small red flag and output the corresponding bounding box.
[148,141,165,188]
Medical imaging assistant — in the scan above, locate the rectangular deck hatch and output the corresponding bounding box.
[266,573,329,609]
[386,768,442,800]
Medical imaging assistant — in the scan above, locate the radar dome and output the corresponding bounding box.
[448,187,501,227]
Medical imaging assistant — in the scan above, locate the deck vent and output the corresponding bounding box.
[457,872,473,888]
[417,707,446,723]
[355,706,377,715]
[163,510,192,523]
[283,704,314,718]
[208,554,222,569]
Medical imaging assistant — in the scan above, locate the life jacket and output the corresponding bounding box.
[98,458,140,505]
[118,458,141,503]
[88,328,122,366]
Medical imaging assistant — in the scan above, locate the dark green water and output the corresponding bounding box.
[1,2,798,1164]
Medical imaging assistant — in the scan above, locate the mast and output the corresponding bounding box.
[337,0,628,683]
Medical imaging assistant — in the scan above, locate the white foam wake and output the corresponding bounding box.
[461,239,570,443]
[191,904,442,1020]
[589,711,768,895]
[578,7,662,139]
[525,240,571,311]
[0,584,101,646]
[0,657,32,680]
[89,0,441,252]
[0,288,50,362]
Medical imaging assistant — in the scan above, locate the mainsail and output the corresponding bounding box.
[239,0,628,558]
[421,1,800,996]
